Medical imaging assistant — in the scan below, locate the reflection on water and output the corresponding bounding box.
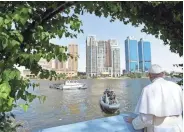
[13,78,152,131]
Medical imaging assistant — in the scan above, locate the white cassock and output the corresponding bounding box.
[132,77,183,132]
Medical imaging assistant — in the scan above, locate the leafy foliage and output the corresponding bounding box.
[0,1,182,131]
[123,73,147,79]
[171,64,183,86]
[57,73,67,80]
[0,2,83,130]
[0,1,83,113]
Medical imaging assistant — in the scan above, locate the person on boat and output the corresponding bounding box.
[109,91,116,104]
[109,91,113,105]
[112,92,116,104]
[107,90,111,97]
[109,91,113,98]
[124,64,183,132]
[104,88,109,94]
[103,89,109,103]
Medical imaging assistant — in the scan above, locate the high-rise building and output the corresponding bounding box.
[97,40,106,75]
[19,43,79,78]
[105,41,111,67]
[112,48,120,77]
[86,36,121,77]
[68,44,78,72]
[57,60,66,71]
[109,39,120,77]
[86,36,97,77]
[138,38,151,72]
[125,36,139,72]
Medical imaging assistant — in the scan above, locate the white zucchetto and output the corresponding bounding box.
[149,64,164,74]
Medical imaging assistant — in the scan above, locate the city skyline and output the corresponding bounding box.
[86,36,121,77]
[50,13,182,73]
[17,44,79,78]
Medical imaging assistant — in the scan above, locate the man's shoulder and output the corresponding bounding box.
[165,80,181,87]
[143,83,154,91]
[143,79,181,90]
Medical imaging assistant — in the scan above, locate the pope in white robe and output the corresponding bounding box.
[124,64,183,132]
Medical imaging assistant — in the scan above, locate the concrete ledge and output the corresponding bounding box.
[38,113,143,132]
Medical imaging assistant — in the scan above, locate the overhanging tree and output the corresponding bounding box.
[0,1,182,131]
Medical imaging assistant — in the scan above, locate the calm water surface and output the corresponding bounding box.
[12,78,178,131]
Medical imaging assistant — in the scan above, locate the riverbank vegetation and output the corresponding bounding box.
[0,1,182,131]
[121,73,147,78]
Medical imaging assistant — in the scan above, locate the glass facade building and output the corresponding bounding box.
[125,37,151,73]
[138,39,151,72]
[125,37,139,72]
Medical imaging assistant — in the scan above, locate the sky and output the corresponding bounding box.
[50,13,183,73]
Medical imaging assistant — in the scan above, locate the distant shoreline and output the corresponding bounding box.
[96,77,129,80]
[29,76,150,81]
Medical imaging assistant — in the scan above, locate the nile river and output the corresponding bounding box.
[12,78,178,131]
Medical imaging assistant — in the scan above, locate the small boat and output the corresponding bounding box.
[61,80,87,90]
[100,89,120,113]
[49,83,60,89]
[50,80,87,90]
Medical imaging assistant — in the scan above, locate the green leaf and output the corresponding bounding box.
[17,90,23,100]
[14,14,20,21]
[11,40,20,47]
[21,7,29,14]
[40,95,46,103]
[3,42,8,49]
[34,54,41,61]
[4,19,10,24]
[0,17,3,26]
[2,69,20,81]
[28,8,32,14]
[19,104,29,112]
[27,94,36,102]
[59,47,65,53]
[38,26,43,30]
[46,53,53,61]
[8,97,14,106]
[19,16,28,25]
[17,33,23,43]
[0,82,11,94]
[35,83,40,87]
[0,93,9,99]
[65,47,67,52]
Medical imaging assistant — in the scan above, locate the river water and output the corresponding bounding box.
[12,78,179,131]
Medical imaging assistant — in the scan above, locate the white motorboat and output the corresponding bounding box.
[100,89,120,113]
[50,80,87,90]
[62,80,87,90]
[49,83,60,89]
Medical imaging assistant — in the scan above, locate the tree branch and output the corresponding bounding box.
[41,1,77,24]
[21,1,78,48]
